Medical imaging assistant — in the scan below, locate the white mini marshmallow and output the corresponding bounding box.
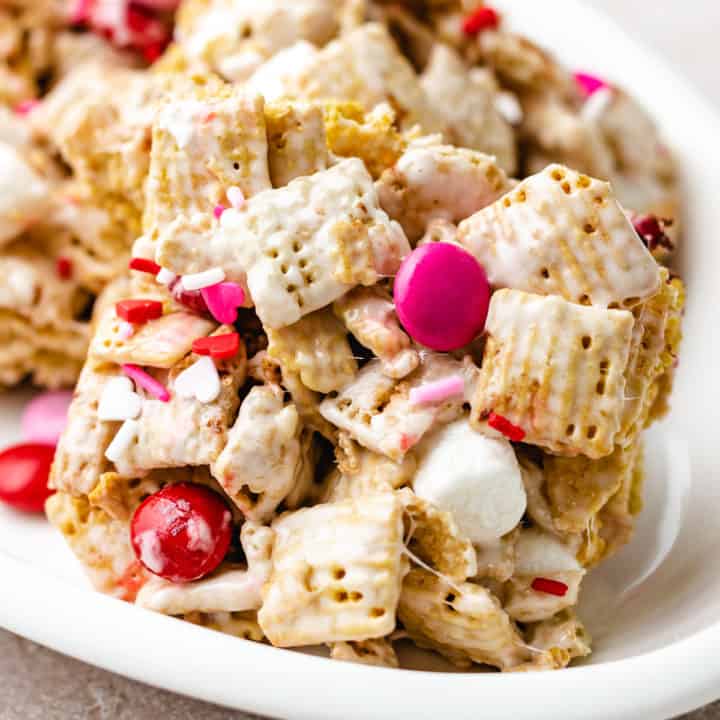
[174,356,221,404]
[514,528,581,576]
[156,267,177,286]
[105,419,140,463]
[412,419,526,545]
[98,377,142,421]
[181,267,226,291]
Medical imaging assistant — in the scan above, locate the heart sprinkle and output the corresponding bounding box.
[174,356,221,404]
[105,419,140,464]
[192,333,241,360]
[201,281,245,324]
[98,377,143,421]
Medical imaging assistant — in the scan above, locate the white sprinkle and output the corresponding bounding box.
[174,356,221,404]
[494,91,524,126]
[156,267,177,286]
[181,267,226,291]
[226,186,246,211]
[98,377,142,421]
[581,86,614,122]
[105,419,140,463]
[136,531,166,575]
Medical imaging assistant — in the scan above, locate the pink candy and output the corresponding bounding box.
[122,364,170,402]
[394,243,490,352]
[213,204,226,219]
[21,391,74,445]
[574,71,609,97]
[409,376,465,406]
[201,282,245,325]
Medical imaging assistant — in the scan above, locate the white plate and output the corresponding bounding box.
[2,1,720,718]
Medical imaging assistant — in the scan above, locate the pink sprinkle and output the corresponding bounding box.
[201,282,245,324]
[574,71,609,98]
[122,363,170,402]
[409,376,465,406]
[226,186,246,211]
[118,321,135,340]
[14,99,40,116]
[213,204,226,219]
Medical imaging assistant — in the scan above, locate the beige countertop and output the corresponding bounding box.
[2,2,719,719]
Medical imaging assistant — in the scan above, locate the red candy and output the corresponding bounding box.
[130,483,232,583]
[116,299,163,324]
[462,6,500,36]
[394,243,490,351]
[170,278,209,315]
[487,412,526,442]
[192,333,240,360]
[0,443,56,513]
[129,257,161,275]
[632,214,674,254]
[531,577,569,597]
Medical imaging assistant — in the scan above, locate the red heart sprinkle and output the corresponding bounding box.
[462,6,500,36]
[116,299,163,324]
[192,333,240,360]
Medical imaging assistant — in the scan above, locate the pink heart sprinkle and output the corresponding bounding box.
[574,71,608,98]
[201,282,245,324]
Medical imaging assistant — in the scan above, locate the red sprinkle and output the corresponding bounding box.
[462,6,500,36]
[488,412,526,442]
[129,257,161,275]
[56,257,73,281]
[531,577,569,597]
[213,204,227,219]
[192,333,241,360]
[116,299,163,324]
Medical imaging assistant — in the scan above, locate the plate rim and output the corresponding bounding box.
[3,1,720,718]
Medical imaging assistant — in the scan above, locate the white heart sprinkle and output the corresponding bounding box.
[181,267,226,291]
[98,377,142,421]
[174,356,221,404]
[156,267,177,286]
[105,419,140,463]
